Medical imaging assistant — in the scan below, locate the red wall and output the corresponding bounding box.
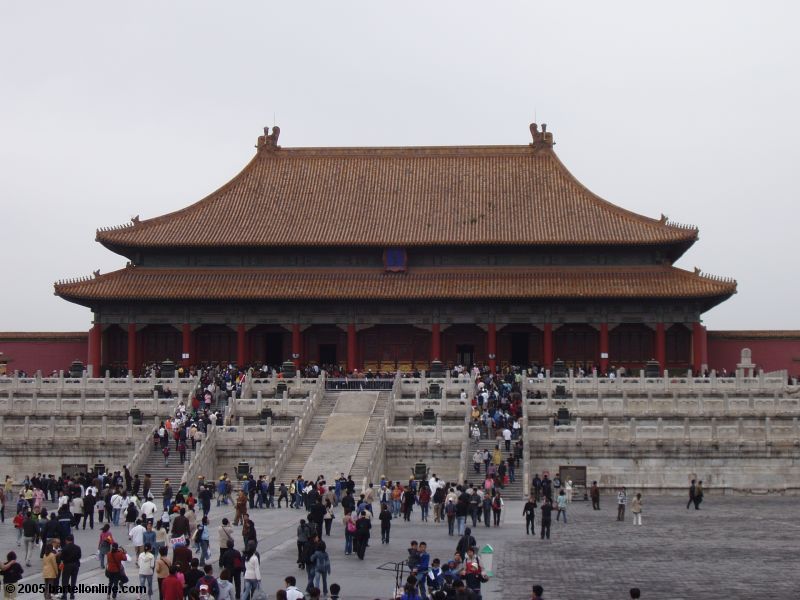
[0,334,88,375]
[707,333,800,376]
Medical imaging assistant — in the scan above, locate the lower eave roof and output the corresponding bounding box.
[54,266,736,305]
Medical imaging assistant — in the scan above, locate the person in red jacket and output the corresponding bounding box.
[161,566,184,600]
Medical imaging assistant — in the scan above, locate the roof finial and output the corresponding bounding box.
[529,123,554,148]
[257,126,281,150]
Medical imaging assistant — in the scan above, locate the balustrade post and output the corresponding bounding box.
[622,392,628,415]
[50,416,55,439]
[239,416,245,441]
[602,417,609,444]
[56,390,62,413]
[576,417,583,445]
[793,417,799,443]
[102,415,108,440]
[711,417,718,443]
[723,392,730,414]
[76,415,82,440]
[698,395,705,416]
[80,388,86,412]
[629,417,637,444]
[105,391,111,413]
[765,417,772,445]
[127,416,133,441]
[0,415,4,439]
[657,417,663,441]
[152,390,158,414]
[683,417,690,444]
[415,390,421,414]
[266,417,272,444]
[664,370,669,392]
[435,415,443,444]
[257,391,263,412]
[24,416,30,441]
[282,391,289,412]
[407,417,414,444]
[32,391,38,414]
[737,417,744,443]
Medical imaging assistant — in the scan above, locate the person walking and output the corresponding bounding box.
[523,495,536,535]
[631,493,643,526]
[540,498,552,540]
[311,541,331,597]
[354,511,371,560]
[137,544,156,600]
[1,552,24,600]
[105,542,128,599]
[590,481,600,510]
[379,503,392,544]
[556,490,568,524]
[42,540,60,600]
[242,541,261,600]
[58,534,81,600]
[694,481,704,510]
[491,493,504,527]
[686,479,696,510]
[617,487,627,522]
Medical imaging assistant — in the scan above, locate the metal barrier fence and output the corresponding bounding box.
[325,378,395,390]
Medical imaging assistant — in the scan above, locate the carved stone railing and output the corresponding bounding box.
[360,373,401,493]
[181,424,218,485]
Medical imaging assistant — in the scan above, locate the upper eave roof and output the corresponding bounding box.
[54,265,735,307]
[95,134,699,251]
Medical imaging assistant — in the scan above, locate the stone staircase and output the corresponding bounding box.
[348,390,390,485]
[276,392,338,483]
[470,436,524,499]
[136,441,194,497]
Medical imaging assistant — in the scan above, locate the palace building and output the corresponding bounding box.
[55,124,736,375]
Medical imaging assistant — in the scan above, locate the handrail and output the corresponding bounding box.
[127,425,156,477]
[360,373,400,492]
[521,376,531,501]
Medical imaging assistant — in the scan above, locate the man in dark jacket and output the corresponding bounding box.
[58,535,81,600]
[82,491,96,529]
[523,495,537,535]
[171,508,190,539]
[220,540,243,599]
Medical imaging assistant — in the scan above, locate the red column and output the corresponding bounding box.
[182,324,192,368]
[487,323,497,372]
[292,323,302,367]
[347,324,357,372]
[655,323,666,371]
[88,323,102,376]
[237,324,247,367]
[692,322,705,375]
[599,323,609,375]
[127,324,137,376]
[431,323,441,362]
[543,323,553,369]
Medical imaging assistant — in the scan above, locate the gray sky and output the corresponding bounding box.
[1,1,797,331]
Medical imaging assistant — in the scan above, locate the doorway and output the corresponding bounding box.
[319,344,337,366]
[264,333,284,367]
[510,332,529,366]
[456,344,475,366]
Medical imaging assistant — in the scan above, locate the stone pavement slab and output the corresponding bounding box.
[4,495,799,599]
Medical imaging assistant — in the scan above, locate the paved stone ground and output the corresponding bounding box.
[2,494,798,599]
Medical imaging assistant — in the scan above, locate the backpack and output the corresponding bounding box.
[232,553,244,571]
[346,519,356,533]
[445,503,456,517]
[126,504,138,519]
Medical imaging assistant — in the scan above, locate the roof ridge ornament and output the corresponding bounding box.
[529,123,555,148]
[257,126,281,150]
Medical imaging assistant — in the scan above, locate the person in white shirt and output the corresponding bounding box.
[502,427,512,451]
[111,493,125,526]
[137,545,156,599]
[129,519,146,556]
[140,498,157,524]
[243,544,263,599]
[283,575,303,600]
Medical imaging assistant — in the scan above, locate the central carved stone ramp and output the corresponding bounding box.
[299,391,379,484]
[348,390,390,486]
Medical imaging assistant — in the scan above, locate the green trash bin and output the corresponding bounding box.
[129,408,142,425]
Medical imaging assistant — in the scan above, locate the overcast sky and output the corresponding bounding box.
[1,1,797,331]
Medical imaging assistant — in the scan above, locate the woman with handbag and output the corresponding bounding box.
[97,524,114,570]
[105,543,129,599]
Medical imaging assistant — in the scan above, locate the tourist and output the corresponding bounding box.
[590,481,600,510]
[42,540,60,600]
[21,511,37,566]
[540,498,552,540]
[220,540,244,599]
[556,490,568,524]
[354,511,371,560]
[481,493,492,528]
[310,540,331,597]
[379,502,392,544]
[137,543,156,600]
[323,499,335,536]
[491,492,504,526]
[455,528,476,559]
[630,587,641,598]
[531,584,544,599]
[97,523,114,569]
[616,486,638,522]
[617,487,628,521]
[695,481,704,509]
[218,569,236,600]
[160,566,183,600]
[105,542,128,599]
[155,546,172,598]
[687,479,696,510]
[196,516,211,565]
[59,534,82,599]
[1,552,24,599]
[523,495,537,535]
[283,575,304,600]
